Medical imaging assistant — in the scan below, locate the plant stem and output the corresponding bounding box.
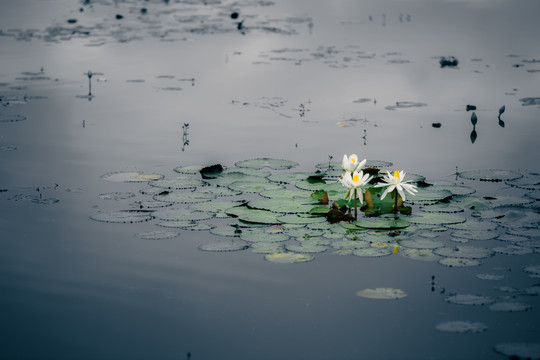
[354,188,358,220]
[394,188,398,219]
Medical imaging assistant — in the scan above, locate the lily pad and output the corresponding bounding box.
[226,206,279,224]
[250,242,286,254]
[101,171,165,182]
[400,248,442,262]
[434,245,494,259]
[190,200,242,213]
[409,213,466,226]
[476,273,505,281]
[355,288,407,299]
[439,258,482,267]
[90,210,153,223]
[235,158,298,170]
[445,294,494,306]
[407,189,453,204]
[493,245,533,255]
[240,231,290,243]
[154,191,214,204]
[494,343,540,360]
[489,302,532,312]
[450,230,498,241]
[268,172,313,184]
[435,321,487,333]
[135,230,179,240]
[98,192,136,200]
[248,198,316,214]
[149,177,203,189]
[259,188,311,199]
[156,220,198,228]
[173,165,204,174]
[286,243,327,253]
[400,238,444,249]
[354,218,409,230]
[277,214,326,224]
[458,169,523,182]
[353,247,393,257]
[0,114,26,122]
[228,180,284,193]
[153,209,213,221]
[199,242,249,252]
[524,265,540,277]
[264,252,314,263]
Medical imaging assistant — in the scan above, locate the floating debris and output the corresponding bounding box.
[439,56,459,68]
[135,230,179,240]
[494,343,540,360]
[355,288,407,300]
[435,321,487,333]
[445,294,494,306]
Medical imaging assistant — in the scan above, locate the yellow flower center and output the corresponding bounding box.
[353,174,359,183]
[352,158,356,163]
[393,171,400,180]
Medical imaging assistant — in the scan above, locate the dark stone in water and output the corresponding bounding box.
[440,56,458,68]
[466,104,476,111]
[141,8,147,15]
[432,122,441,128]
[200,164,224,179]
[231,12,239,19]
[67,19,78,24]
[116,14,124,20]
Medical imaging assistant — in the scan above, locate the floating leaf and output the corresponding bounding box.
[331,239,370,249]
[98,192,136,200]
[235,158,298,170]
[264,252,314,263]
[435,321,487,333]
[421,204,464,213]
[156,220,198,228]
[149,177,203,189]
[135,230,179,240]
[493,245,533,255]
[286,243,327,253]
[400,238,444,249]
[259,188,311,199]
[199,242,249,252]
[250,242,286,254]
[407,189,453,204]
[489,302,532,312]
[400,248,442,262]
[458,169,523,182]
[248,198,316,214]
[409,213,466,226]
[494,343,540,360]
[476,273,505,280]
[190,200,242,213]
[153,209,213,221]
[268,172,313,184]
[353,247,393,257]
[0,114,26,122]
[226,206,279,224]
[101,171,164,182]
[173,165,204,174]
[445,220,498,231]
[277,214,326,224]
[222,168,271,178]
[439,258,482,267]
[355,288,407,299]
[90,210,153,223]
[228,180,284,193]
[240,230,289,243]
[523,265,540,277]
[434,245,494,259]
[354,218,409,230]
[154,191,214,204]
[445,294,494,306]
[450,230,498,241]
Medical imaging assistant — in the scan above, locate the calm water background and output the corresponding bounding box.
[1,0,539,359]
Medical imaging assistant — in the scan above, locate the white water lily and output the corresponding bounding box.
[339,170,372,203]
[342,154,366,173]
[375,170,418,201]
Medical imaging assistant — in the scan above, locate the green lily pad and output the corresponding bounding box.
[420,204,464,213]
[277,214,326,224]
[444,220,498,231]
[435,321,487,333]
[235,158,299,170]
[400,238,444,249]
[228,180,284,193]
[354,218,410,230]
[199,241,249,252]
[409,213,466,225]
[450,230,498,241]
[209,224,242,237]
[248,198,316,214]
[458,169,523,182]
[101,171,165,182]
[295,179,344,192]
[135,230,179,240]
[353,247,393,257]
[268,172,313,184]
[259,188,311,199]
[331,239,370,249]
[90,210,153,223]
[355,288,407,299]
[264,252,314,263]
[407,189,453,204]
[476,273,505,281]
[434,245,494,259]
[400,248,442,261]
[173,165,204,174]
[226,206,279,224]
[222,168,271,178]
[200,187,242,197]
[489,302,532,312]
[156,220,198,228]
[506,171,540,191]
[445,294,494,306]
[493,245,533,255]
[286,243,328,253]
[250,242,286,254]
[149,177,203,189]
[190,200,243,213]
[439,258,482,267]
[153,208,214,221]
[154,191,215,204]
[240,230,290,243]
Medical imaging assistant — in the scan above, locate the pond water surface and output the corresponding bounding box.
[1,0,539,359]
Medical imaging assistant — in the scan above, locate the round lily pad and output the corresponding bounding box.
[407,189,452,204]
[458,169,523,182]
[489,302,532,312]
[286,243,327,253]
[421,204,464,213]
[228,180,284,193]
[494,343,540,360]
[506,171,540,190]
[101,171,165,182]
[98,192,136,200]
[400,248,442,262]
[355,288,407,299]
[445,220,498,231]
[435,321,487,333]
[248,198,315,214]
[201,187,242,197]
[331,239,370,249]
[149,177,203,189]
[259,188,311,199]
[434,245,494,259]
[199,241,249,252]
[240,231,290,243]
[264,252,314,263]
[476,273,505,281]
[209,224,242,237]
[190,200,242,213]
[354,218,409,230]
[493,245,533,255]
[0,114,26,122]
[353,247,393,257]
[295,179,344,192]
[523,265,540,277]
[222,168,271,178]
[409,213,466,226]
[226,206,279,224]
[445,294,494,306]
[173,165,204,174]
[400,238,444,249]
[90,210,153,223]
[438,258,482,267]
[154,191,214,204]
[277,214,326,224]
[153,209,213,221]
[250,242,286,254]
[235,158,299,170]
[268,172,313,184]
[135,230,179,240]
[450,230,498,241]
[156,220,198,228]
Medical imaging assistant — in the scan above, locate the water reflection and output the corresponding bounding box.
[470,112,478,144]
[498,105,506,128]
[181,123,190,152]
[76,70,103,101]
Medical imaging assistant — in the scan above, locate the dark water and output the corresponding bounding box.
[1,1,540,359]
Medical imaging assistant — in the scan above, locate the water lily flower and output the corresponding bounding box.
[339,170,372,203]
[375,170,418,201]
[342,154,366,173]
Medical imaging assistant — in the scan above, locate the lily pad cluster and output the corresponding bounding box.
[90,159,539,271]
